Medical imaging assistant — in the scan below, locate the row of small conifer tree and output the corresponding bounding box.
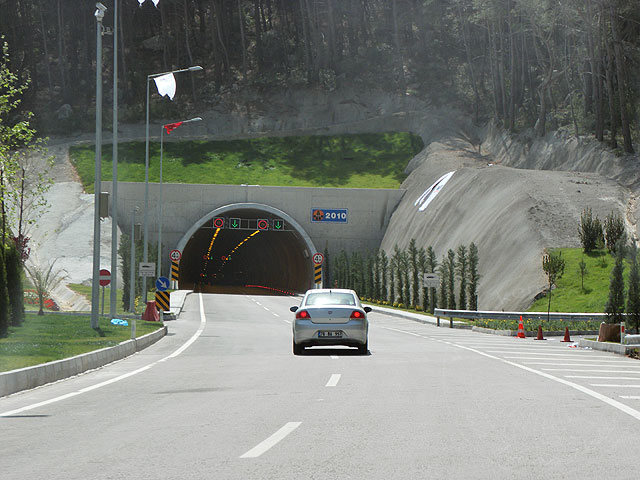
[328,239,479,312]
[0,242,25,338]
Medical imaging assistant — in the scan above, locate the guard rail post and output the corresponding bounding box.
[449,316,453,328]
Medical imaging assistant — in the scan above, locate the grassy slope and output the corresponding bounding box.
[528,248,619,313]
[0,314,162,372]
[70,133,423,192]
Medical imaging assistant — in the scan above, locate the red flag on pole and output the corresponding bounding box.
[164,122,183,134]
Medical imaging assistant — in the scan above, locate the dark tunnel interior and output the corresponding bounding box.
[178,208,313,295]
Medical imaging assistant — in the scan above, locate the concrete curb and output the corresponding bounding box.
[0,326,167,398]
[579,338,640,355]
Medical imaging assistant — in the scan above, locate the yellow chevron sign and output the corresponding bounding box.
[314,263,322,284]
[171,261,179,281]
[155,291,170,312]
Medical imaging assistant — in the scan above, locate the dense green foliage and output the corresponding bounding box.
[69,133,422,191]
[0,313,162,372]
[5,244,24,327]
[332,241,477,313]
[2,1,638,150]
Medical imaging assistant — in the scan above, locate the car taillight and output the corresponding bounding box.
[296,310,310,319]
[350,310,364,319]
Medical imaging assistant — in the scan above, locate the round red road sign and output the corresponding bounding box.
[99,269,111,286]
[312,253,324,265]
[170,249,182,262]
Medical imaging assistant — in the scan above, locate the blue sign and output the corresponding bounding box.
[311,208,348,223]
[155,276,170,292]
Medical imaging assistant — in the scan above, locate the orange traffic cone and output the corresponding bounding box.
[561,327,571,343]
[534,325,546,340]
[517,316,526,338]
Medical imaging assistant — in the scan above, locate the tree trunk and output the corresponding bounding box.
[610,5,634,153]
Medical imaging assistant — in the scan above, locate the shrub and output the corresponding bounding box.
[578,208,604,252]
[604,211,625,253]
[5,244,24,327]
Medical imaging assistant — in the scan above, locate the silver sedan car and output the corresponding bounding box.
[290,288,371,355]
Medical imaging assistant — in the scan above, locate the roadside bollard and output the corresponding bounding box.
[621,321,626,344]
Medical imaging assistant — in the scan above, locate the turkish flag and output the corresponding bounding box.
[164,122,183,134]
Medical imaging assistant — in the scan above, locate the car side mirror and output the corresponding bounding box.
[290,306,298,312]
[364,306,372,313]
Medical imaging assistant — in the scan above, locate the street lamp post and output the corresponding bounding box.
[157,117,202,280]
[110,0,119,320]
[91,2,107,330]
[142,65,203,304]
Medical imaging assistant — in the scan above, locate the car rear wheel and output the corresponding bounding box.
[293,340,304,355]
[358,341,368,355]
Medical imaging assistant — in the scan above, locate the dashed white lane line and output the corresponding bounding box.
[566,376,640,380]
[621,396,640,400]
[330,355,338,360]
[378,325,640,422]
[240,422,302,458]
[543,368,640,373]
[326,374,341,387]
[0,293,208,418]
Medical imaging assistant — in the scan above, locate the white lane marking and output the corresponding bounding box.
[379,325,640,422]
[522,362,633,366]
[491,351,614,357]
[566,376,640,380]
[621,396,640,400]
[273,313,280,317]
[506,357,628,362]
[240,422,302,458]
[591,384,640,388]
[330,355,338,360]
[543,368,640,372]
[326,374,341,387]
[0,293,208,418]
[263,307,270,311]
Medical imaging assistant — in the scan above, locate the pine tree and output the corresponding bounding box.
[408,239,419,308]
[426,246,438,313]
[6,243,24,327]
[627,244,640,334]
[0,248,9,337]
[438,255,448,308]
[605,243,626,323]
[468,243,479,310]
[380,250,389,302]
[456,245,468,310]
[447,249,456,309]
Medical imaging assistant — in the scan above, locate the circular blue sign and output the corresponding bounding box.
[155,276,170,292]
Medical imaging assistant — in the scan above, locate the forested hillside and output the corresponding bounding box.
[1,0,638,151]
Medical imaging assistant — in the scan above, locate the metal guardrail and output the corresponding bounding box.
[434,308,607,327]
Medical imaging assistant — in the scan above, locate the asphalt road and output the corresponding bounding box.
[3,293,640,479]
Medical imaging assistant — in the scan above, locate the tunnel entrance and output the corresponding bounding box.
[176,203,316,295]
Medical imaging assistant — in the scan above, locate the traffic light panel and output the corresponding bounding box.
[272,219,284,231]
[213,217,225,228]
[229,218,240,229]
[257,219,269,230]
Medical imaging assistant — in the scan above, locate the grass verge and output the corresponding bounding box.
[69,132,423,192]
[0,313,162,372]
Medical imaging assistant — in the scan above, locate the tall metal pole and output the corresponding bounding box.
[157,126,164,279]
[143,76,150,304]
[129,206,138,313]
[110,0,119,319]
[91,3,106,330]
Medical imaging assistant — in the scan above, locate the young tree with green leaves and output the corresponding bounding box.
[542,250,565,321]
[5,243,24,326]
[408,239,419,308]
[438,255,448,309]
[604,211,625,253]
[468,243,479,310]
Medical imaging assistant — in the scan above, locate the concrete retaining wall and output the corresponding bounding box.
[0,326,167,398]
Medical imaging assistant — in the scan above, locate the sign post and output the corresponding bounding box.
[169,250,181,289]
[99,269,111,316]
[313,253,324,288]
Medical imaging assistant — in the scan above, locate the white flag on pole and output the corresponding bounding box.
[153,73,176,100]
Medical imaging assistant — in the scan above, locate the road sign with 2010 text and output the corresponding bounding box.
[311,208,348,223]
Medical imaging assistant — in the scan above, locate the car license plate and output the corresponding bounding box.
[318,331,342,338]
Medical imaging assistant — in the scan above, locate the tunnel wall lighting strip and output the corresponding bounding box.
[217,230,261,272]
[245,285,295,296]
[200,227,221,278]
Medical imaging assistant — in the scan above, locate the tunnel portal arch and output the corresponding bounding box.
[176,203,318,294]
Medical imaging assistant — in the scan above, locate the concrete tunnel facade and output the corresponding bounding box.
[175,203,317,293]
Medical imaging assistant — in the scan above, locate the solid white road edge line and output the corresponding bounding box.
[240,422,302,458]
[0,293,208,418]
[326,374,341,387]
[379,325,640,422]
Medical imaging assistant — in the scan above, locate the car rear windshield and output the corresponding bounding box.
[305,292,356,306]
